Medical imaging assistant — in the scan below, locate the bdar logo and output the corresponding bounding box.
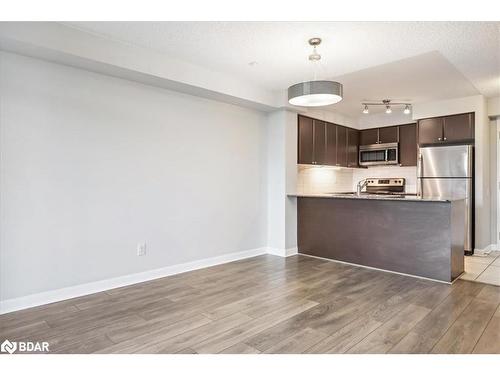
[1,339,17,354]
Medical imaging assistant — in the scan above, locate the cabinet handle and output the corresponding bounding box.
[438,137,442,141]
[443,137,447,141]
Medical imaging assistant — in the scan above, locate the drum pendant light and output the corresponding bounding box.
[288,38,343,107]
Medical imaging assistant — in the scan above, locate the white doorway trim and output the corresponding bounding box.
[497,119,500,251]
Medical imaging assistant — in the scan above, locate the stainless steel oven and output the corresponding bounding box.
[359,142,399,166]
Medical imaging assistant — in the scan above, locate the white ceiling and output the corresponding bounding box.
[64,22,500,117]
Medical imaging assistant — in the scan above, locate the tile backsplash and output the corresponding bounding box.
[297,165,354,194]
[297,165,417,194]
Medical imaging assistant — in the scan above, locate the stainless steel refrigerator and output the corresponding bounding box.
[417,145,473,253]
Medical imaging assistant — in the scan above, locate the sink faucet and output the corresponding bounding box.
[357,179,369,196]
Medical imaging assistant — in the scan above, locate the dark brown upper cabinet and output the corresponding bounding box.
[399,123,417,167]
[298,115,314,164]
[418,113,474,145]
[312,120,326,165]
[336,126,348,167]
[443,113,474,143]
[347,128,359,168]
[297,115,358,168]
[325,123,338,166]
[378,126,399,144]
[359,128,379,145]
[298,115,327,165]
[418,117,444,144]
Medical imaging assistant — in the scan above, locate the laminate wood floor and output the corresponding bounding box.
[1,254,499,354]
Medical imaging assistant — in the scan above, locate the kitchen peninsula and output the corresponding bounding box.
[291,193,465,283]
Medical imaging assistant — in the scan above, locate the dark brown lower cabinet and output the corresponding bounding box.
[399,123,417,166]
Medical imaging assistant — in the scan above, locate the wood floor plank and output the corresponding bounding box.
[264,328,327,354]
[105,314,212,343]
[431,297,499,354]
[220,342,261,354]
[347,304,431,353]
[192,299,319,354]
[389,285,478,353]
[472,304,500,353]
[96,312,253,354]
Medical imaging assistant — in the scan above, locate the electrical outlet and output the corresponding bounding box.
[137,242,146,256]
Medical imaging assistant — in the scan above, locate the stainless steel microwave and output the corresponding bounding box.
[359,142,399,167]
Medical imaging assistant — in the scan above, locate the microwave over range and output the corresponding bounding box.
[359,142,399,167]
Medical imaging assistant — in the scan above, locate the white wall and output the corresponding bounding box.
[265,109,298,252]
[413,95,491,250]
[0,52,268,301]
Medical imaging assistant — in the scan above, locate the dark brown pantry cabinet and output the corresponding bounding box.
[418,113,474,145]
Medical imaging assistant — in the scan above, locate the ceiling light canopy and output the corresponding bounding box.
[288,38,343,107]
[361,99,412,115]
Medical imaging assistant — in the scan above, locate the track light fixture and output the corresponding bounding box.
[361,99,412,115]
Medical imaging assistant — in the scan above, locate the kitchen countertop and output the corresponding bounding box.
[288,193,462,203]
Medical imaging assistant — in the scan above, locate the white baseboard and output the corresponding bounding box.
[266,247,298,257]
[0,247,267,315]
[474,244,498,255]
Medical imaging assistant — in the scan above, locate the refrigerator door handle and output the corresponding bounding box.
[417,153,423,197]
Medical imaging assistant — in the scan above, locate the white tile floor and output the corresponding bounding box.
[460,251,500,286]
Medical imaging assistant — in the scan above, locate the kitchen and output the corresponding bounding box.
[291,112,474,283]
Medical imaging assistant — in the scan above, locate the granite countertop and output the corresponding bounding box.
[287,193,461,203]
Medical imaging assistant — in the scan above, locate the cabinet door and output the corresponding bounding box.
[336,126,348,167]
[298,116,314,164]
[443,113,474,143]
[378,126,399,144]
[399,123,417,166]
[325,123,337,166]
[359,128,379,145]
[418,117,444,145]
[347,128,359,168]
[313,120,326,165]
